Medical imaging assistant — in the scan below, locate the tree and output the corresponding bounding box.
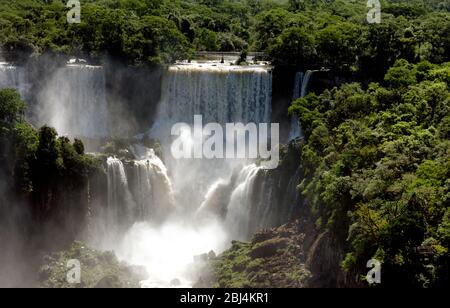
[0,89,25,125]
[35,125,60,173]
[288,0,306,12]
[193,28,219,51]
[253,8,291,51]
[293,61,450,287]
[268,27,316,66]
[315,22,363,71]
[73,139,84,155]
[384,59,417,88]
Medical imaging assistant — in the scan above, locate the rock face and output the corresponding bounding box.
[201,220,351,288]
[39,242,146,288]
[202,222,311,288]
[304,231,349,288]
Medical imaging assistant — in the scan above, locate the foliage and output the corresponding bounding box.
[0,0,448,71]
[0,0,449,289]
[212,223,311,288]
[290,61,450,287]
[254,1,449,78]
[39,241,144,288]
[0,88,102,230]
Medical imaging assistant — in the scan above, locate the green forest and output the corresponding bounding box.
[1,0,449,75]
[0,0,449,288]
[290,60,450,287]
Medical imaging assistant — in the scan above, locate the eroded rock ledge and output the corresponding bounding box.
[197,222,312,288]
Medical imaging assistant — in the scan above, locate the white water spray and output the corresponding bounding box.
[117,220,227,288]
[37,64,109,138]
[0,62,27,97]
[224,164,262,241]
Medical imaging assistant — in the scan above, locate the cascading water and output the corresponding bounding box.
[289,70,315,141]
[109,61,277,287]
[106,157,136,231]
[0,55,302,287]
[0,62,27,96]
[150,62,274,212]
[101,147,177,233]
[301,71,314,98]
[101,146,228,288]
[199,156,301,241]
[128,146,176,222]
[37,64,109,138]
[89,61,281,287]
[156,62,272,126]
[224,164,262,241]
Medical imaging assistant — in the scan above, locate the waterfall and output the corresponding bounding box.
[289,70,314,141]
[301,71,314,98]
[289,72,304,141]
[132,161,153,219]
[150,62,274,213]
[196,179,233,220]
[37,64,109,138]
[156,63,272,127]
[129,146,176,222]
[106,157,136,230]
[103,146,176,226]
[0,62,26,96]
[224,164,262,240]
[97,62,278,285]
[292,72,303,100]
[197,145,303,241]
[102,147,231,288]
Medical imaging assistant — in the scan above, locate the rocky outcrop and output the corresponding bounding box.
[204,221,353,288]
[39,242,146,288]
[200,222,311,288]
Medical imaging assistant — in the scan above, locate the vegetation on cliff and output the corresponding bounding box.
[212,61,449,288]
[289,60,450,287]
[205,223,310,288]
[0,88,102,245]
[39,241,145,288]
[1,0,449,289]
